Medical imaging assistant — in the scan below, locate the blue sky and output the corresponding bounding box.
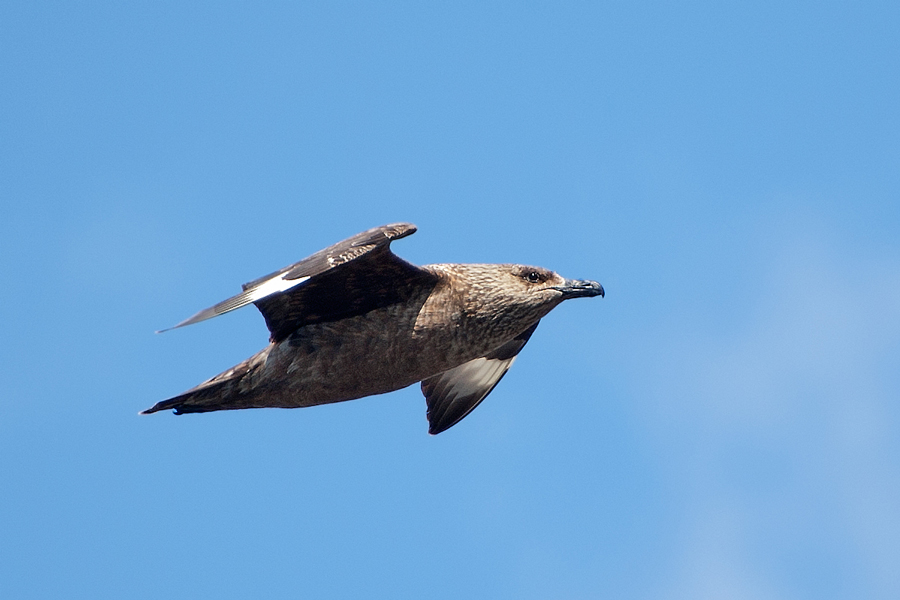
[2,2,898,598]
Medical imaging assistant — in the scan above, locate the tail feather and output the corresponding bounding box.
[141,347,271,415]
[140,381,233,414]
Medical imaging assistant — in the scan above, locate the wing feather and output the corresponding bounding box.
[158,223,426,337]
[421,321,540,434]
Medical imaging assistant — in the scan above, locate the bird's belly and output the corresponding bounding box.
[257,308,484,408]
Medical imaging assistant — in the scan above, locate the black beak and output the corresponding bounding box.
[553,278,605,299]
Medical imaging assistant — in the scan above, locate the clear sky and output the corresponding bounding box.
[2,2,898,598]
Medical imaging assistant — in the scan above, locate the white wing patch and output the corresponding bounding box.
[158,273,311,332]
[246,274,310,302]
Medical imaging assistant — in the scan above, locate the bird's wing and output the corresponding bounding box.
[159,223,434,340]
[421,321,540,435]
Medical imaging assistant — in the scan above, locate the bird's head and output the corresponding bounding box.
[435,263,604,326]
[506,264,605,301]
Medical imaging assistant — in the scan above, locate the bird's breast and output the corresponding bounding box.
[258,291,528,408]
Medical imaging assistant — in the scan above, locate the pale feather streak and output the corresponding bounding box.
[422,355,517,434]
[158,274,311,332]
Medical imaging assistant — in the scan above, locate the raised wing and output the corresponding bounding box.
[159,223,434,341]
[421,321,540,435]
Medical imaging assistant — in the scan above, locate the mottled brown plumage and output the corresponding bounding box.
[142,223,604,434]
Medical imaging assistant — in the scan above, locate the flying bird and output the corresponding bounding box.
[142,223,604,434]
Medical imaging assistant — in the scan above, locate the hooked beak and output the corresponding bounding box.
[552,278,605,299]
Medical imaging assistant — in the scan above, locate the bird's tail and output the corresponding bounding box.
[141,347,271,415]
[140,379,234,414]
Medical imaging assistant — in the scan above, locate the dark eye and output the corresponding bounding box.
[525,271,542,283]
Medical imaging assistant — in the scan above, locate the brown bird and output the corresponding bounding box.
[142,223,604,434]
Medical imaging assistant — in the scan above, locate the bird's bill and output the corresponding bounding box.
[553,278,605,299]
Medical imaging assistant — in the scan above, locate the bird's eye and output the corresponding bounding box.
[525,271,542,283]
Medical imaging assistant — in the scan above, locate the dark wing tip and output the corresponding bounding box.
[381,223,417,241]
[428,419,454,436]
